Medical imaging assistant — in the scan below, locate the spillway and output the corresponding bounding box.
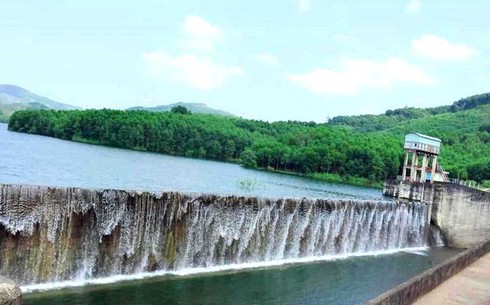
[0,184,430,286]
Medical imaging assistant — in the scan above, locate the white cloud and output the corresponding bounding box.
[254,53,279,65]
[182,15,221,52]
[288,58,434,95]
[143,16,243,90]
[333,33,356,43]
[143,51,243,90]
[298,0,311,12]
[412,35,477,60]
[406,0,421,13]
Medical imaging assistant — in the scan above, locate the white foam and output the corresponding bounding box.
[21,246,428,293]
[402,249,429,256]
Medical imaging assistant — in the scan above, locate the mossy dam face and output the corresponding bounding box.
[0,184,433,287]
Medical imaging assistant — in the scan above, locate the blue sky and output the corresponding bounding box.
[1,0,489,121]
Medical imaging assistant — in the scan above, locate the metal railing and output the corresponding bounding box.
[396,175,485,191]
[446,178,483,190]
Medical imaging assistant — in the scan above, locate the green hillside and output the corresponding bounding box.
[127,102,235,117]
[8,94,489,186]
[376,104,489,181]
[329,93,490,132]
[327,93,489,181]
[0,85,78,122]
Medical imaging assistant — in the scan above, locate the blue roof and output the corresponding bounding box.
[412,133,441,142]
[405,133,442,151]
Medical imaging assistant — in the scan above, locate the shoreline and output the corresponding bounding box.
[4,124,383,190]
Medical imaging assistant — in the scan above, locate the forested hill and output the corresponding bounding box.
[328,93,490,132]
[8,99,489,186]
[127,102,235,117]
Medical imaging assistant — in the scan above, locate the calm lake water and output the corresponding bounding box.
[0,123,384,200]
[0,123,459,304]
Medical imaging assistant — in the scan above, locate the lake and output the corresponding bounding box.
[0,123,384,200]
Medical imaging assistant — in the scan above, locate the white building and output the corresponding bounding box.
[402,133,449,183]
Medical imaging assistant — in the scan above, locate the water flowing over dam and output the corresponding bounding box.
[0,184,430,287]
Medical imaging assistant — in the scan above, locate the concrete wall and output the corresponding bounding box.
[432,183,490,248]
[383,180,490,248]
[365,238,490,305]
[383,180,433,202]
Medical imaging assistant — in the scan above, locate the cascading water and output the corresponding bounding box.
[428,225,445,246]
[0,184,430,287]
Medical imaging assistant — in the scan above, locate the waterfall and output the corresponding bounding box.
[0,184,430,286]
[428,225,445,247]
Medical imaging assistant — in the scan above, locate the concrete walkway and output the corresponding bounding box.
[412,253,490,305]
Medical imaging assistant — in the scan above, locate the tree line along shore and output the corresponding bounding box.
[7,95,490,188]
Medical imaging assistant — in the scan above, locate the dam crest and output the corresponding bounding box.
[1,184,431,287]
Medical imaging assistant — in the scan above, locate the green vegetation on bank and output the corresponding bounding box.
[7,95,490,186]
[328,93,490,182]
[0,102,49,123]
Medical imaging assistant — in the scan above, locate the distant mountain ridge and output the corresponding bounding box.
[127,102,235,117]
[0,85,79,122]
[0,85,235,123]
[0,85,78,110]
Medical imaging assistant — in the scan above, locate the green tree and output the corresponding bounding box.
[7,101,490,185]
[240,149,257,168]
[170,105,191,115]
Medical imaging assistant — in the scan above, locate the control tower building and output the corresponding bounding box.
[402,133,448,183]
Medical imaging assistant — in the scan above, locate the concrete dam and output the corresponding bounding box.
[383,180,490,248]
[0,184,433,287]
